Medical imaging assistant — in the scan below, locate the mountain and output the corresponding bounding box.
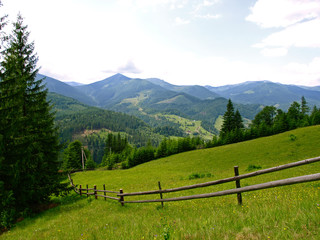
[65,81,84,86]
[73,74,260,133]
[206,81,320,109]
[146,78,220,100]
[38,74,97,106]
[75,73,177,109]
[40,73,260,134]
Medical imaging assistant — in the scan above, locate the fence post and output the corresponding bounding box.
[120,189,124,206]
[234,166,242,205]
[94,185,97,200]
[79,185,82,196]
[86,184,89,198]
[158,181,164,208]
[103,184,106,201]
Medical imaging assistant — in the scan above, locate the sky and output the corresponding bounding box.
[2,0,320,86]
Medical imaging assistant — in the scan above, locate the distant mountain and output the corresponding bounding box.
[38,74,97,106]
[206,81,320,109]
[65,81,84,87]
[73,74,259,131]
[146,78,220,100]
[75,73,178,109]
[40,73,261,134]
[298,85,320,92]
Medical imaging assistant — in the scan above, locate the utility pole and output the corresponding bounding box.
[81,147,84,171]
[81,147,88,171]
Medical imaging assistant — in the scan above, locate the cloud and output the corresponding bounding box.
[195,13,221,19]
[256,18,320,49]
[192,0,221,20]
[247,0,320,57]
[175,17,190,25]
[260,47,288,57]
[118,0,188,10]
[104,60,142,74]
[284,57,320,85]
[246,0,320,28]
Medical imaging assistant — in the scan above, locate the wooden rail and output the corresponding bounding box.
[118,156,320,197]
[67,173,120,201]
[122,173,320,203]
[67,156,320,206]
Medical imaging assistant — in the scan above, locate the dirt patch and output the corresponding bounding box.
[31,202,59,214]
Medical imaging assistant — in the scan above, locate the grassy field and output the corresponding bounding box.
[2,126,320,239]
[156,114,214,140]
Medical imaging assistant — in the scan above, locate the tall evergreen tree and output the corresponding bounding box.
[234,109,244,129]
[63,140,83,170]
[220,99,235,136]
[301,96,309,116]
[0,14,67,225]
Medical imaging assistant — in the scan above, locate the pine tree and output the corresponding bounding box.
[63,140,83,170]
[220,99,235,136]
[234,109,244,129]
[0,14,67,219]
[301,96,309,115]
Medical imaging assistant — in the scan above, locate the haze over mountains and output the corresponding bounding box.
[38,73,320,135]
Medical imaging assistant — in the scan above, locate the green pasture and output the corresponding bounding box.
[157,114,214,140]
[2,126,320,239]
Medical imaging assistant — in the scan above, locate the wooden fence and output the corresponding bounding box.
[67,156,320,206]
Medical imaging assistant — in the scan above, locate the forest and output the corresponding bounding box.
[61,96,320,171]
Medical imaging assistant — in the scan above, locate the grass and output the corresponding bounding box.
[2,125,320,239]
[156,114,214,140]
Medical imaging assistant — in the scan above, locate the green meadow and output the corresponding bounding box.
[2,126,320,239]
[157,114,214,140]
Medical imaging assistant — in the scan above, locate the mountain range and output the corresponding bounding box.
[39,73,320,135]
[205,80,320,110]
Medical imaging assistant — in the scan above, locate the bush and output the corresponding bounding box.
[0,183,16,229]
[188,173,212,180]
[246,164,262,172]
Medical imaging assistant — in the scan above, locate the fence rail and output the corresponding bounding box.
[67,156,320,206]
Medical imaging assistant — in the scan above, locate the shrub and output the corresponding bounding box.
[188,172,213,180]
[246,164,262,172]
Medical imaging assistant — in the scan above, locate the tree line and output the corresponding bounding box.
[209,97,320,147]
[62,96,320,171]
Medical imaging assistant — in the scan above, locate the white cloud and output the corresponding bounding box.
[246,0,320,28]
[284,57,320,85]
[256,18,320,49]
[260,48,288,57]
[118,0,188,10]
[175,17,190,25]
[195,13,221,19]
[248,0,320,57]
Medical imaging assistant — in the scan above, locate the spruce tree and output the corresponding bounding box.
[63,140,83,170]
[234,109,244,129]
[220,99,235,136]
[301,96,309,115]
[0,14,67,217]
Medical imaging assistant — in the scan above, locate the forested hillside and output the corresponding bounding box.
[43,73,262,134]
[48,93,164,146]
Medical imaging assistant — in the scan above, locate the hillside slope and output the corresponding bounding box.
[3,126,320,239]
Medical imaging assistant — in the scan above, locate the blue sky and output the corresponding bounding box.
[2,0,320,86]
